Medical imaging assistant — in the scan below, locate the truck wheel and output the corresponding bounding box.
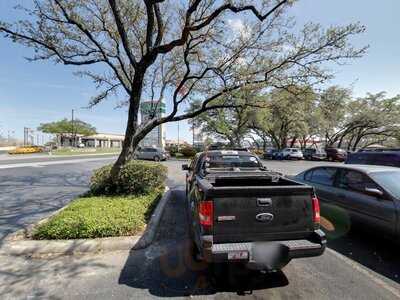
[154,155,160,162]
[190,241,202,262]
[209,263,229,287]
[188,226,202,262]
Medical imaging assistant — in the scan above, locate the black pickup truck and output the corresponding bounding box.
[182,150,326,271]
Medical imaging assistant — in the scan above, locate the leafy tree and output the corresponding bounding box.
[250,86,316,149]
[38,119,97,136]
[1,0,366,179]
[317,86,352,147]
[337,93,400,150]
[191,88,259,147]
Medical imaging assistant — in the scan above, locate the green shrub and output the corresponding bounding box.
[165,144,179,157]
[180,145,196,157]
[32,193,161,239]
[90,160,167,196]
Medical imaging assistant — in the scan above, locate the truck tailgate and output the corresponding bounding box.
[212,186,315,243]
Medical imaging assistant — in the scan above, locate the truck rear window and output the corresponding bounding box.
[203,155,262,169]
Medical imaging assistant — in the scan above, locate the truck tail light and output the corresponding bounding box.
[312,196,321,225]
[199,200,213,229]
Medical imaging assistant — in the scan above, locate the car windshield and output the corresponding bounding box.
[370,171,400,199]
[202,154,262,169]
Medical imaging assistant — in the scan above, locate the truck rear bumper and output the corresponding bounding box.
[202,230,326,270]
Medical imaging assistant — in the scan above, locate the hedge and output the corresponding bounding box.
[89,160,167,196]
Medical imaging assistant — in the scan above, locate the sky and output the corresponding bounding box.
[1,0,400,142]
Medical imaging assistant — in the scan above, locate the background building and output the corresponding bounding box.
[81,133,124,148]
[57,133,124,148]
[140,100,166,148]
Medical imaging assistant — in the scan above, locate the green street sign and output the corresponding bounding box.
[140,101,166,114]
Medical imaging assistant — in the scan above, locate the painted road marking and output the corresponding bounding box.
[0,157,115,169]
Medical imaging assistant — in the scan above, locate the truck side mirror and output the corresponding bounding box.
[182,164,190,171]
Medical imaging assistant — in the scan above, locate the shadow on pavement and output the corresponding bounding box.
[119,188,289,297]
[327,227,400,284]
[0,167,93,245]
[322,204,400,284]
[0,253,110,299]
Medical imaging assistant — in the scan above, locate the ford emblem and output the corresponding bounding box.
[255,213,274,222]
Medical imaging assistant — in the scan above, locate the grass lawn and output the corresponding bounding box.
[52,147,121,156]
[32,192,161,240]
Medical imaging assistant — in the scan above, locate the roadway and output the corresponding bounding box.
[0,155,399,299]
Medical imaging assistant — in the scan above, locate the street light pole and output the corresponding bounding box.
[177,121,180,152]
[71,109,75,147]
[24,127,28,145]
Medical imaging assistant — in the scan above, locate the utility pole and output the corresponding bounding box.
[24,127,28,145]
[71,109,75,147]
[177,121,180,152]
[192,124,195,147]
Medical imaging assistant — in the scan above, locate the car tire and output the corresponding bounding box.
[188,224,202,263]
[154,155,160,162]
[190,240,202,263]
[209,263,229,287]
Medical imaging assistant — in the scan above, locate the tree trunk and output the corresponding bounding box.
[290,136,297,148]
[110,72,144,180]
[110,102,140,179]
[352,134,364,151]
[346,134,355,150]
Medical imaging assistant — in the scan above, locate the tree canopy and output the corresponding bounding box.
[189,88,260,147]
[249,86,317,149]
[196,86,400,150]
[38,119,97,136]
[0,0,367,177]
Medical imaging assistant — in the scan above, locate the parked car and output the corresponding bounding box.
[277,148,304,160]
[134,147,168,161]
[303,148,327,161]
[263,148,279,160]
[182,150,326,273]
[294,164,400,239]
[325,148,347,162]
[346,151,400,168]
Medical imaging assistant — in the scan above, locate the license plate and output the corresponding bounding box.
[228,251,249,260]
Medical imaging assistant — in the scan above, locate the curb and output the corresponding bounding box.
[0,188,172,257]
[133,187,171,249]
[49,152,120,157]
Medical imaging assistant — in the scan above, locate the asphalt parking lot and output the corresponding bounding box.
[0,156,400,299]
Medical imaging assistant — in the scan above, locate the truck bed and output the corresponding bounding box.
[197,171,316,244]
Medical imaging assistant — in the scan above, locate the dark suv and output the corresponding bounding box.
[346,151,400,167]
[263,148,279,160]
[303,148,327,161]
[325,148,347,162]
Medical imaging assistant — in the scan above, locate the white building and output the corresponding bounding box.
[139,101,166,148]
[81,133,124,148]
[58,133,124,148]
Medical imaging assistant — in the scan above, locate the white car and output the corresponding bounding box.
[280,148,304,160]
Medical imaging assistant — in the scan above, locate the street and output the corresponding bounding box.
[1,156,400,299]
